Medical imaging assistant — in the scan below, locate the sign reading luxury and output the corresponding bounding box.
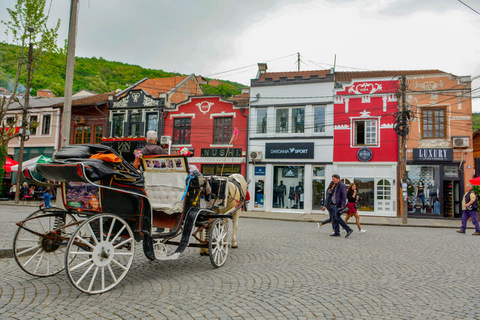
[265,142,314,159]
[413,148,453,162]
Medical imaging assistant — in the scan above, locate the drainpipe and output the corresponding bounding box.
[244,93,259,183]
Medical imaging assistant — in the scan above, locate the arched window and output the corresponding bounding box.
[377,179,391,200]
[341,178,351,187]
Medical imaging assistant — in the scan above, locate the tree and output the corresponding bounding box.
[0,0,60,197]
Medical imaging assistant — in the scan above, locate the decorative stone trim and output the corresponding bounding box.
[334,124,350,130]
[170,113,196,119]
[380,123,394,128]
[210,111,236,119]
[451,116,471,120]
[418,139,450,148]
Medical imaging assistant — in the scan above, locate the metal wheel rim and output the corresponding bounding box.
[65,214,135,294]
[13,211,77,277]
[208,219,229,268]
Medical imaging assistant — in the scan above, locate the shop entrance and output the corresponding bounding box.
[443,181,460,218]
[254,179,265,209]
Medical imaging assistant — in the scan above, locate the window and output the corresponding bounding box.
[354,119,377,145]
[28,115,38,135]
[354,178,375,211]
[173,118,191,144]
[146,113,158,132]
[273,166,305,209]
[312,166,326,210]
[112,114,124,137]
[377,179,391,200]
[314,107,325,133]
[256,109,267,134]
[129,113,142,137]
[42,115,51,135]
[276,109,288,133]
[94,125,103,144]
[213,117,232,144]
[201,164,241,176]
[422,107,445,138]
[5,117,15,126]
[74,126,91,144]
[292,108,305,133]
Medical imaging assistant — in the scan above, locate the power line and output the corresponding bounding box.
[457,0,480,15]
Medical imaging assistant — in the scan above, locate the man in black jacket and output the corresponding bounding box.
[331,174,353,238]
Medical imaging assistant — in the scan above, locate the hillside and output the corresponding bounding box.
[0,42,244,97]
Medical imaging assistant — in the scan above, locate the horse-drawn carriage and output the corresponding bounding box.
[13,144,247,294]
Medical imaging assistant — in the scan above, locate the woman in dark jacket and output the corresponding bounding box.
[345,183,366,233]
[317,181,336,233]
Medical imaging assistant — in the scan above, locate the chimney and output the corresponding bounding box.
[258,63,268,74]
[256,63,268,79]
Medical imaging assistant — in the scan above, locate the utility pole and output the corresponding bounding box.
[399,75,408,224]
[297,52,300,71]
[15,27,34,204]
[61,0,79,147]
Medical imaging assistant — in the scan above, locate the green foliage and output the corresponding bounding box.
[473,185,480,197]
[0,41,247,97]
[473,113,480,132]
[201,83,241,98]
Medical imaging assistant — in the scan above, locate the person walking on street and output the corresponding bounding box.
[317,181,337,233]
[457,183,480,235]
[331,174,353,238]
[345,183,367,233]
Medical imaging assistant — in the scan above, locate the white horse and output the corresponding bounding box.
[215,173,248,248]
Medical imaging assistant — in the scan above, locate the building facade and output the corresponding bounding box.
[164,95,249,176]
[4,97,63,161]
[52,92,112,147]
[405,72,473,218]
[247,65,335,213]
[333,74,400,217]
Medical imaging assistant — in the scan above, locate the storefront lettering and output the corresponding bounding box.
[201,148,242,157]
[265,143,314,159]
[413,148,453,162]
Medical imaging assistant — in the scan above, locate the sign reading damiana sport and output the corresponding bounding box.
[265,142,314,159]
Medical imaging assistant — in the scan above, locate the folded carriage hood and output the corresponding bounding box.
[36,144,145,188]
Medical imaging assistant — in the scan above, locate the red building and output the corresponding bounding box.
[333,74,400,216]
[164,95,249,176]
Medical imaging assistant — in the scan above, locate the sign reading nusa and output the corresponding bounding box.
[265,142,314,159]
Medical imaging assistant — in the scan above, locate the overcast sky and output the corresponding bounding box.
[1,0,480,109]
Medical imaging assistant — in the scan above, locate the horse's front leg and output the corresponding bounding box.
[231,211,239,248]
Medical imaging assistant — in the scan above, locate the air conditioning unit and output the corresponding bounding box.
[250,151,263,161]
[75,116,86,124]
[160,135,171,145]
[452,136,469,148]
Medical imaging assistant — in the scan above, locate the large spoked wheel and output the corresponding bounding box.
[65,214,135,294]
[13,211,78,277]
[208,219,229,268]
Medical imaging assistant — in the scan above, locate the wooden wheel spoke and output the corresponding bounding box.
[76,263,95,285]
[70,258,93,272]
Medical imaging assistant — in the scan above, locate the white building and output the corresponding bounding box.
[247,64,335,213]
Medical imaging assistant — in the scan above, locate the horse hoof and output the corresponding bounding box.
[231,244,238,249]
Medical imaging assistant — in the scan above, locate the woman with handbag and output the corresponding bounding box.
[344,183,367,233]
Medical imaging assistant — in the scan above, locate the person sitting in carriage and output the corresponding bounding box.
[133,130,167,169]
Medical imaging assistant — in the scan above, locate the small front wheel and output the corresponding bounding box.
[208,219,229,268]
[65,214,135,294]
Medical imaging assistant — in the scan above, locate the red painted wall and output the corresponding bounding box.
[164,96,249,175]
[334,80,399,162]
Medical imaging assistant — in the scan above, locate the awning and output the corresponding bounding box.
[3,157,18,172]
[10,155,53,172]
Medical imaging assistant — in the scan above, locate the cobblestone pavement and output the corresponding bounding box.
[2,218,480,320]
